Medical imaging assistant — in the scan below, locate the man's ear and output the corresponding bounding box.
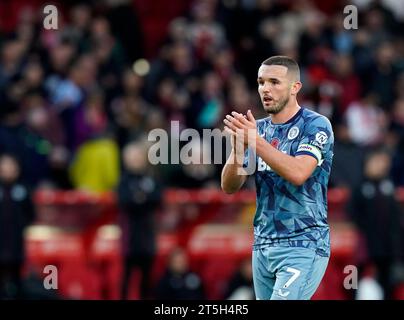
[291,81,302,96]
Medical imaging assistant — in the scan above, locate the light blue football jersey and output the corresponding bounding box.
[244,107,334,257]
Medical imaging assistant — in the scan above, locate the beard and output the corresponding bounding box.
[263,95,290,115]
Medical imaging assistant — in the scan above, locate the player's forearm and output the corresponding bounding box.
[255,135,309,186]
[221,150,247,194]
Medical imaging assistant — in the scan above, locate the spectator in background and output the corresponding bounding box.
[69,129,119,193]
[110,69,152,147]
[46,146,72,190]
[187,71,224,130]
[23,93,65,147]
[210,45,236,85]
[368,41,398,111]
[297,5,328,67]
[349,149,402,299]
[390,98,404,186]
[155,247,205,300]
[363,6,391,50]
[329,54,361,115]
[47,53,98,151]
[226,74,255,114]
[117,140,162,300]
[0,104,58,188]
[345,93,387,147]
[61,3,92,51]
[356,264,384,300]
[329,12,353,55]
[352,29,374,83]
[162,41,196,88]
[104,0,144,62]
[153,75,193,132]
[44,40,77,76]
[19,60,46,96]
[167,138,219,189]
[88,16,126,100]
[329,121,364,189]
[224,258,254,300]
[73,91,108,148]
[0,40,26,88]
[0,153,35,299]
[187,0,226,63]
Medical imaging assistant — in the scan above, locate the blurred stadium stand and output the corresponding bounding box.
[23,187,399,299]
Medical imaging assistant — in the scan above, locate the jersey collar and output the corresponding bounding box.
[268,107,303,126]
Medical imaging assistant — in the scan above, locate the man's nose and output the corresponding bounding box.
[262,82,271,93]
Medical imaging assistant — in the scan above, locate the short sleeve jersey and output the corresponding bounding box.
[243,108,334,257]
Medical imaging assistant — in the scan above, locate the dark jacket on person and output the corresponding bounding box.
[349,178,402,260]
[330,140,365,189]
[0,181,35,264]
[117,172,162,258]
[155,269,205,300]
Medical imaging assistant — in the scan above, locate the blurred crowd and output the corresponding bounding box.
[0,0,404,190]
[0,0,404,299]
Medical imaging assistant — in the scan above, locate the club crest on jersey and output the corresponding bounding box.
[270,138,280,149]
[288,126,299,140]
[314,131,328,147]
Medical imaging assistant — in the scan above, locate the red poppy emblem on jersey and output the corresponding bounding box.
[270,138,280,149]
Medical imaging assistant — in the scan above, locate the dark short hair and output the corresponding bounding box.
[261,56,300,81]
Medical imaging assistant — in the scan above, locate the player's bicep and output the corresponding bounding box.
[295,154,318,180]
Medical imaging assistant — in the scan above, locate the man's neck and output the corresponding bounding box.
[270,102,301,124]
